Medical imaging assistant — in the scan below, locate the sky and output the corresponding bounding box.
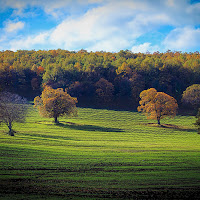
[0,0,200,53]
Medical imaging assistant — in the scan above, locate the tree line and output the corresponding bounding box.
[0,49,200,110]
[1,83,200,135]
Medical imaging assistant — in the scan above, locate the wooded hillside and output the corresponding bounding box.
[0,49,199,110]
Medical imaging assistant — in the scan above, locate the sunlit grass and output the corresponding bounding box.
[0,106,200,199]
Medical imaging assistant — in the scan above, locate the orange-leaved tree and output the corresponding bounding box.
[137,88,178,125]
[34,86,77,123]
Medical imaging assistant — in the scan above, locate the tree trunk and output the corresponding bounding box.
[157,117,161,125]
[54,116,58,124]
[8,122,14,136]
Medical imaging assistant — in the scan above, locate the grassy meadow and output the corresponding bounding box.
[0,106,200,199]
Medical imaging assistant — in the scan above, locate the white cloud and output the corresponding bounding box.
[5,21,25,33]
[2,0,27,9]
[0,0,96,18]
[87,0,105,3]
[1,0,200,52]
[1,0,199,25]
[88,37,130,52]
[166,0,175,7]
[163,27,200,51]
[49,2,133,50]
[131,43,160,53]
[48,1,170,51]
[9,32,49,51]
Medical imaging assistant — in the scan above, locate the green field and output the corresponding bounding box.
[0,106,200,199]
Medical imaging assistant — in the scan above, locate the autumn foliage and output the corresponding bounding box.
[34,86,77,123]
[138,88,178,125]
[95,78,114,103]
[0,49,200,110]
[182,84,200,109]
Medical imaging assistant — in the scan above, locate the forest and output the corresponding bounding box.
[0,49,200,110]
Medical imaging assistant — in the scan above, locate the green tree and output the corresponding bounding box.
[116,62,132,77]
[34,86,77,123]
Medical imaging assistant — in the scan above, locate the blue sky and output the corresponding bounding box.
[0,0,200,53]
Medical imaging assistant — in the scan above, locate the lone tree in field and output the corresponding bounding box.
[34,86,77,123]
[137,88,178,125]
[0,92,28,136]
[182,84,200,111]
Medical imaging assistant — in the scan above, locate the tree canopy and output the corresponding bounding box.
[182,84,200,110]
[95,78,114,103]
[137,88,178,125]
[0,49,200,110]
[34,86,77,123]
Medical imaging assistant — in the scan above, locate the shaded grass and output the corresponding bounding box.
[0,106,200,199]
[56,122,124,133]
[144,123,197,133]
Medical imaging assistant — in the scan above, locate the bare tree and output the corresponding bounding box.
[0,92,28,136]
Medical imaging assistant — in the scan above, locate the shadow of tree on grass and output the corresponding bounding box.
[56,122,124,133]
[145,123,197,133]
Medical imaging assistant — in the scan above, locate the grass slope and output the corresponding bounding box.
[0,106,200,199]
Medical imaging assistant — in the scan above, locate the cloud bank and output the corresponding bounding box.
[0,0,200,52]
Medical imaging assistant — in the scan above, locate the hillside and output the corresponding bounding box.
[0,106,200,199]
[0,50,200,110]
